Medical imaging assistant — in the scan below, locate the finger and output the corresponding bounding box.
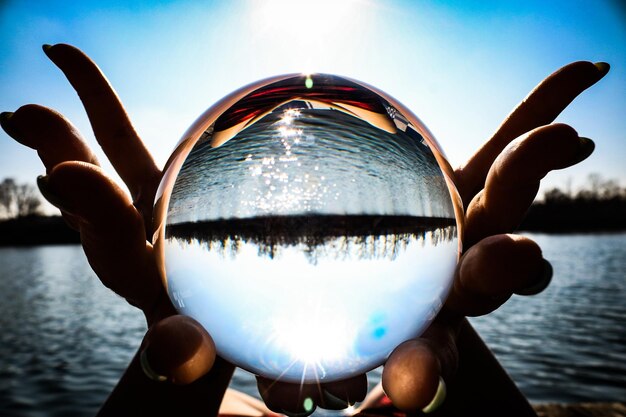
[257,373,367,414]
[1,105,99,230]
[37,161,162,311]
[464,123,593,247]
[318,374,368,410]
[445,234,552,316]
[382,337,448,413]
[456,61,609,203]
[1,105,98,169]
[257,377,319,416]
[42,43,161,220]
[140,315,216,385]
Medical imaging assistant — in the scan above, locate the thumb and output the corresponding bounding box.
[140,315,216,385]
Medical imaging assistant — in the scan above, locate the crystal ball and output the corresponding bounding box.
[153,74,463,383]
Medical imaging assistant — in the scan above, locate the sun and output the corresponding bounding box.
[252,0,366,34]
[246,0,376,73]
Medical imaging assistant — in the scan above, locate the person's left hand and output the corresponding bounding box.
[370,59,608,414]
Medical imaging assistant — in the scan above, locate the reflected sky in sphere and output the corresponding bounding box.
[154,74,463,383]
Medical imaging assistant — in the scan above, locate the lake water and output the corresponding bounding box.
[0,233,624,416]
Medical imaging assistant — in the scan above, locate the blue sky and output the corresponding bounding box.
[1,0,625,206]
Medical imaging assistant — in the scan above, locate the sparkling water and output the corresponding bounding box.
[153,74,462,382]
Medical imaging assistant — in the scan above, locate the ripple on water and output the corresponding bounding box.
[0,234,625,415]
[0,246,145,417]
[471,233,626,403]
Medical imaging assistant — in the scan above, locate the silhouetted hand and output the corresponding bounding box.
[1,44,231,417]
[0,43,609,416]
[375,60,608,413]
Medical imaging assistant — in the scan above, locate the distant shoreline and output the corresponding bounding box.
[0,215,80,246]
[518,199,626,233]
[0,209,625,246]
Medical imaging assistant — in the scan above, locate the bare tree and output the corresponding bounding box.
[16,183,42,217]
[0,178,43,219]
[586,173,603,199]
[0,178,17,218]
[574,173,626,201]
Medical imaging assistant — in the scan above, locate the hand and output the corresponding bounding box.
[256,60,609,416]
[1,44,233,416]
[374,60,609,413]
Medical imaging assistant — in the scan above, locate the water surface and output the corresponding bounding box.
[0,233,625,415]
[470,232,626,403]
[0,246,145,417]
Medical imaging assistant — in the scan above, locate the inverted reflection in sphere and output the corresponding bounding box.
[153,74,463,383]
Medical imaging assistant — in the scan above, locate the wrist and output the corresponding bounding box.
[98,349,234,417]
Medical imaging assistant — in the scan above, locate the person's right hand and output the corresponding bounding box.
[1,43,234,416]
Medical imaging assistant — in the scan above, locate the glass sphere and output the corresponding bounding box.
[153,74,463,383]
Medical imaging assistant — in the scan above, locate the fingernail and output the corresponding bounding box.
[37,175,72,211]
[0,111,13,124]
[0,112,16,136]
[570,137,595,165]
[594,62,610,76]
[321,388,351,410]
[517,259,553,296]
[140,349,168,382]
[42,44,53,54]
[422,377,446,413]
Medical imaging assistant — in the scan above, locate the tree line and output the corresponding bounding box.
[520,174,626,232]
[542,173,625,203]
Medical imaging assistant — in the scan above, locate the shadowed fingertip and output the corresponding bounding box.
[42,44,53,54]
[140,349,168,383]
[382,340,442,411]
[516,259,553,296]
[321,389,351,410]
[421,377,447,414]
[319,373,367,410]
[571,137,595,164]
[37,174,73,212]
[36,175,56,205]
[594,62,610,76]
[0,111,13,124]
[143,316,217,385]
[36,174,48,186]
[1,111,16,137]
